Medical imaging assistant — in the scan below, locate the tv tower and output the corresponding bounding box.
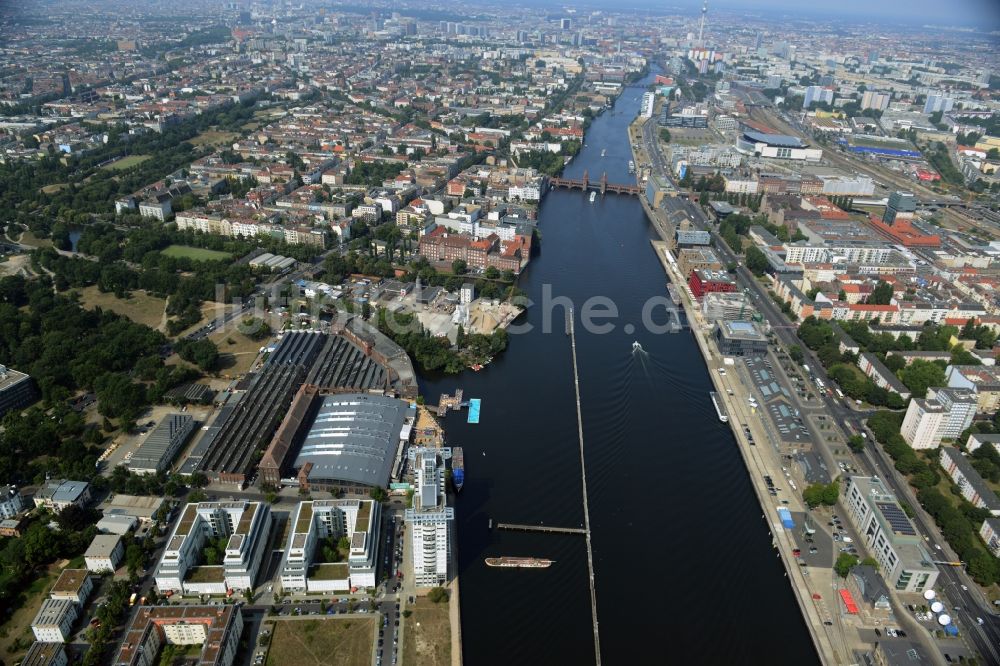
[698,0,708,45]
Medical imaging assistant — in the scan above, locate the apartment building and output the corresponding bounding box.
[405,447,453,588]
[0,485,24,519]
[48,569,92,606]
[21,642,67,666]
[939,448,1000,516]
[981,517,1000,557]
[900,387,976,449]
[33,479,91,513]
[279,499,381,593]
[115,606,244,666]
[31,600,77,642]
[154,501,272,596]
[84,534,124,573]
[844,477,939,593]
[858,353,912,399]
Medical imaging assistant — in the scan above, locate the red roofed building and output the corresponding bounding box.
[689,269,737,298]
[866,214,940,248]
[802,196,850,220]
[418,227,528,274]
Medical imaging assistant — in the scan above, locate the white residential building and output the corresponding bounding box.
[154,501,272,596]
[844,477,938,593]
[508,184,542,201]
[279,499,381,593]
[900,387,977,449]
[48,569,93,606]
[804,86,834,108]
[31,599,78,642]
[861,91,891,112]
[940,447,1000,516]
[33,479,91,513]
[923,94,955,115]
[641,92,655,118]
[84,534,124,573]
[0,485,23,519]
[981,517,1000,558]
[967,433,1000,455]
[405,447,453,588]
[21,642,67,666]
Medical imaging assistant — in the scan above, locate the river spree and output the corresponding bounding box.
[418,71,819,665]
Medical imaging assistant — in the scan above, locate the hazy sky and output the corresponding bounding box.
[603,0,1000,31]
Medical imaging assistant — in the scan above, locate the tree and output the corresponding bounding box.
[834,553,859,578]
[175,338,219,372]
[427,587,449,603]
[369,486,388,502]
[898,359,946,399]
[868,281,894,305]
[744,246,769,275]
[451,259,467,275]
[803,481,839,507]
[659,129,671,143]
[847,434,865,453]
[788,345,804,364]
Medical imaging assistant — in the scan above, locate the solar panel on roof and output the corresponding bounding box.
[877,502,916,536]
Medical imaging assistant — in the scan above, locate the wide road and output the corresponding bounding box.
[678,198,1000,665]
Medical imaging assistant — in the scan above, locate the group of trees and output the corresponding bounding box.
[0,274,209,482]
[0,98,261,240]
[174,338,221,372]
[515,147,575,177]
[869,410,1000,585]
[802,482,840,508]
[834,553,859,578]
[798,317,982,405]
[699,190,765,213]
[376,308,508,374]
[924,142,964,186]
[344,159,407,187]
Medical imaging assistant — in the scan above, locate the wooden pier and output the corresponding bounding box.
[549,169,642,196]
[496,523,586,535]
[569,308,602,666]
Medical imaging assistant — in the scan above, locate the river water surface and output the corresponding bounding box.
[418,70,819,665]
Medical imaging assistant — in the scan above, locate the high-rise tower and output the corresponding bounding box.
[698,0,707,44]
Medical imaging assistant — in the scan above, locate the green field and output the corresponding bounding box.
[189,130,240,147]
[101,154,151,171]
[162,245,232,262]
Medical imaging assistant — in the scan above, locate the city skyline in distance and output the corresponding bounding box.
[525,0,1000,32]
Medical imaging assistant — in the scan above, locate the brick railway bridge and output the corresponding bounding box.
[549,170,642,196]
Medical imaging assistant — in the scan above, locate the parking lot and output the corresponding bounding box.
[787,510,836,569]
[744,356,813,444]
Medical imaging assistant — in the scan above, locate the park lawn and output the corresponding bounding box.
[208,327,267,377]
[77,285,167,331]
[265,618,375,666]
[402,597,451,666]
[189,130,240,147]
[161,244,232,262]
[0,565,60,659]
[101,154,151,171]
[17,230,53,248]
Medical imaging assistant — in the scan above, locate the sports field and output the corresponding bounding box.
[161,245,232,262]
[101,154,151,171]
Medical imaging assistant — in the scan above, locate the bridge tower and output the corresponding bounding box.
[581,170,588,191]
[600,172,607,195]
